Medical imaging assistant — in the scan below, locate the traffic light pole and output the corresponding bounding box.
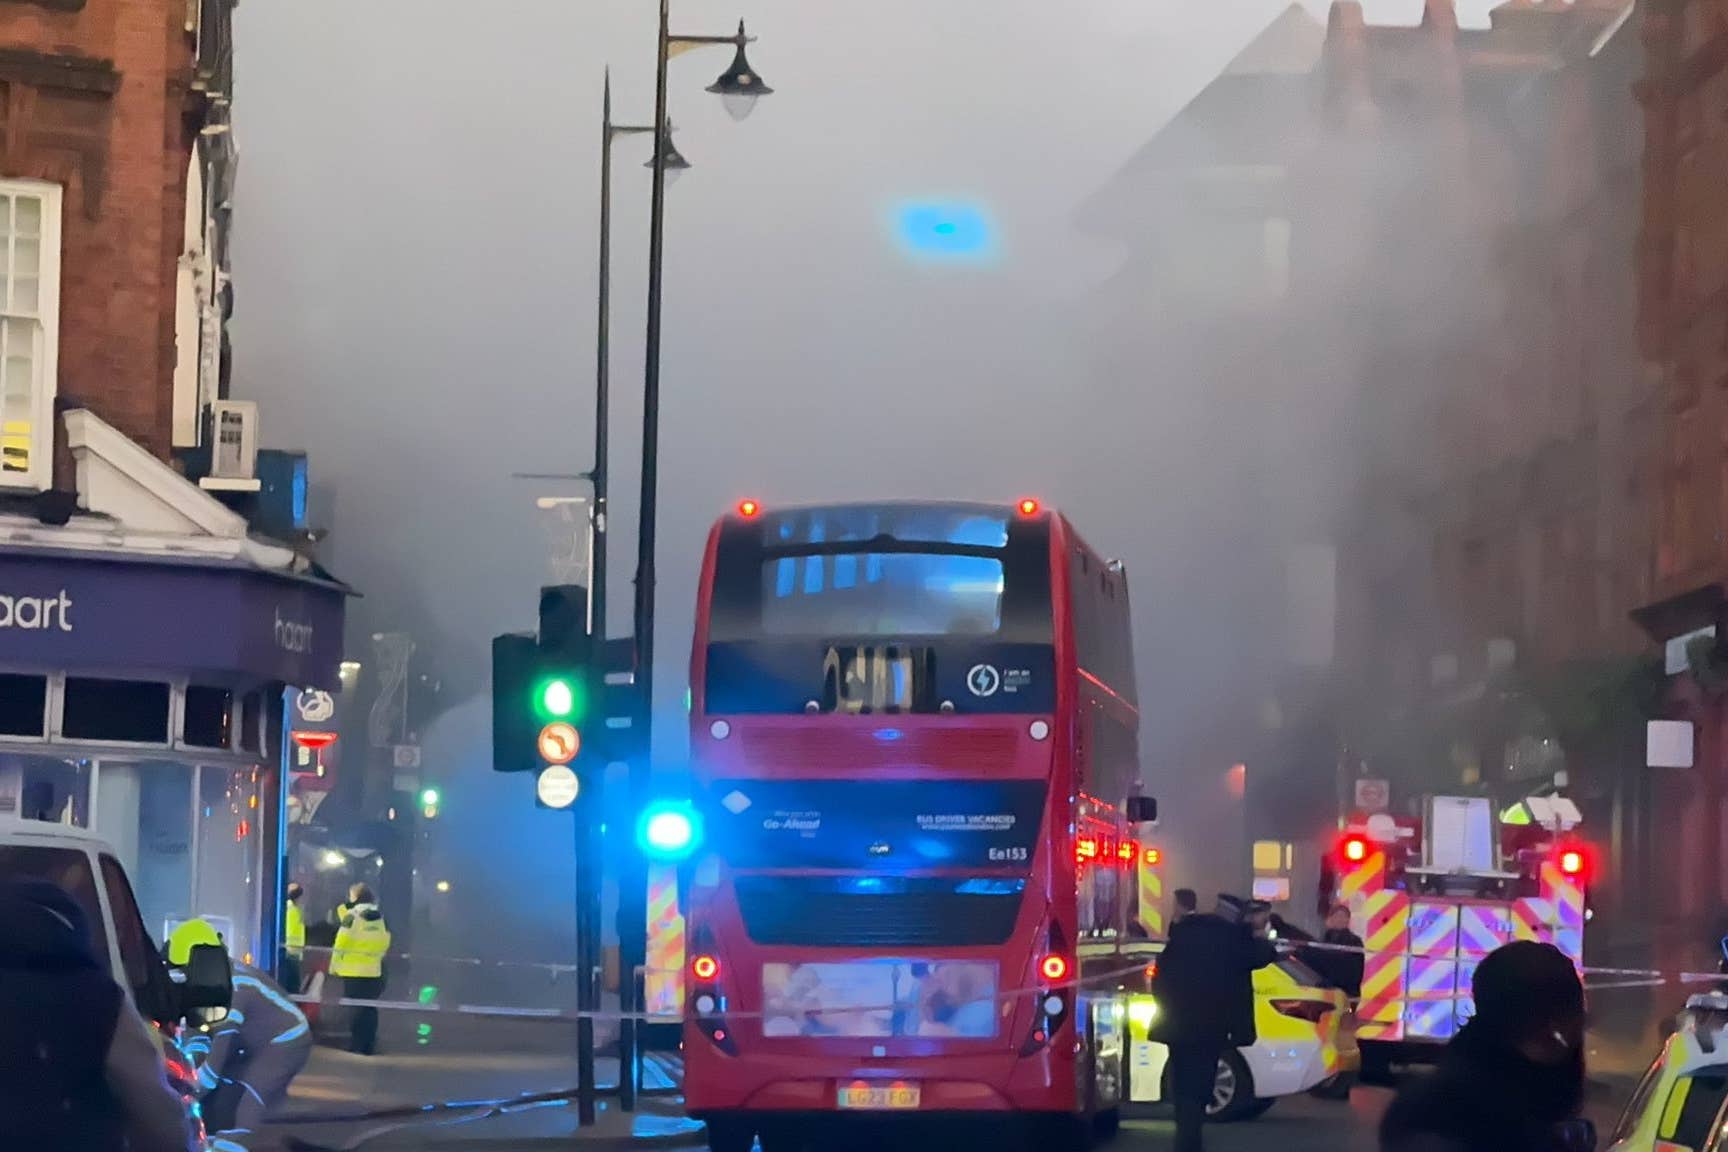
[574,805,599,1125]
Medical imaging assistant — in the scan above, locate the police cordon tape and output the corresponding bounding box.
[287,940,1725,1021]
[297,943,584,976]
[290,957,1161,1024]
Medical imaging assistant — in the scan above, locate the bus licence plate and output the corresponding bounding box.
[837,1083,921,1110]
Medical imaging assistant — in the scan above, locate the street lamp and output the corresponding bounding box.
[706,20,774,122]
[620,0,773,1114]
[642,123,691,179]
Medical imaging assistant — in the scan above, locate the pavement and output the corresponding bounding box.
[238,1042,695,1152]
[224,1018,1654,1152]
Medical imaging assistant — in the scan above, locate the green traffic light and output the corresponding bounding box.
[420,787,441,807]
[540,678,576,718]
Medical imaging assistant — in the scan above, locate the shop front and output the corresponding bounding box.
[0,544,347,968]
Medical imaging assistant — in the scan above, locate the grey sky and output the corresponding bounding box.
[231,0,1502,942]
[231,0,1308,703]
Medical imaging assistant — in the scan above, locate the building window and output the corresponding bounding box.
[0,179,62,492]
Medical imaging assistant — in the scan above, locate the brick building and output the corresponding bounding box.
[1630,0,1728,928]
[1318,0,1656,922]
[1080,0,1653,911]
[1322,0,1651,767]
[0,0,346,968]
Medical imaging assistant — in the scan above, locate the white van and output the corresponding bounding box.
[0,817,232,1149]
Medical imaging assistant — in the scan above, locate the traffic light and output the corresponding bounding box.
[493,586,597,789]
[534,584,593,810]
[420,786,441,819]
[540,677,577,719]
[491,633,540,774]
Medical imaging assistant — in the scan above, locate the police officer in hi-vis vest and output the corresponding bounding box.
[329,885,391,1055]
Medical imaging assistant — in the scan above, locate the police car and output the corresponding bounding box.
[1108,941,1358,1122]
[1607,993,1728,1152]
[0,818,233,1150]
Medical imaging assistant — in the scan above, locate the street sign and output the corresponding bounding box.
[295,689,336,723]
[393,744,421,770]
[1355,777,1391,813]
[538,722,580,764]
[1649,720,1695,769]
[537,764,581,809]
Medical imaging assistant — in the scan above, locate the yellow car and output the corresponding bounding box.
[1607,994,1728,1152]
[1107,941,1359,1122]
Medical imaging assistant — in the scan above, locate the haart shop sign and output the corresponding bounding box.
[0,551,346,688]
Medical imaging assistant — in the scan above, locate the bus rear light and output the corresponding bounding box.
[1040,954,1070,983]
[687,949,737,1055]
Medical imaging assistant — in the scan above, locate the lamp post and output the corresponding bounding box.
[620,4,771,1111]
[595,72,680,701]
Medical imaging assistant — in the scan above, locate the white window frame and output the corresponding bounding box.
[0,178,63,493]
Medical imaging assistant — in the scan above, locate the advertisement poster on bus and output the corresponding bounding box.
[707,779,1046,869]
[762,959,999,1038]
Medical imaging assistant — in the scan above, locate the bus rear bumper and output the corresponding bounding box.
[684,1048,1075,1115]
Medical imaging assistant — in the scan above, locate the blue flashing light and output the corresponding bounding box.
[874,728,904,742]
[891,201,998,264]
[637,800,703,862]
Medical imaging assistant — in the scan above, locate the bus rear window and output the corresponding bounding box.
[762,552,1004,637]
[763,505,1008,549]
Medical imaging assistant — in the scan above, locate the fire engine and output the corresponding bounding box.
[1325,794,1588,1079]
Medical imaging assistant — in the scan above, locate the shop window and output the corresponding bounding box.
[61,678,170,744]
[95,761,194,941]
[0,752,91,825]
[0,179,62,492]
[182,684,233,750]
[0,672,46,736]
[84,761,264,964]
[194,764,262,965]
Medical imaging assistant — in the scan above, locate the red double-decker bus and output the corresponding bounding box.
[683,500,1152,1151]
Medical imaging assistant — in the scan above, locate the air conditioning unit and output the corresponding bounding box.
[205,400,258,482]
